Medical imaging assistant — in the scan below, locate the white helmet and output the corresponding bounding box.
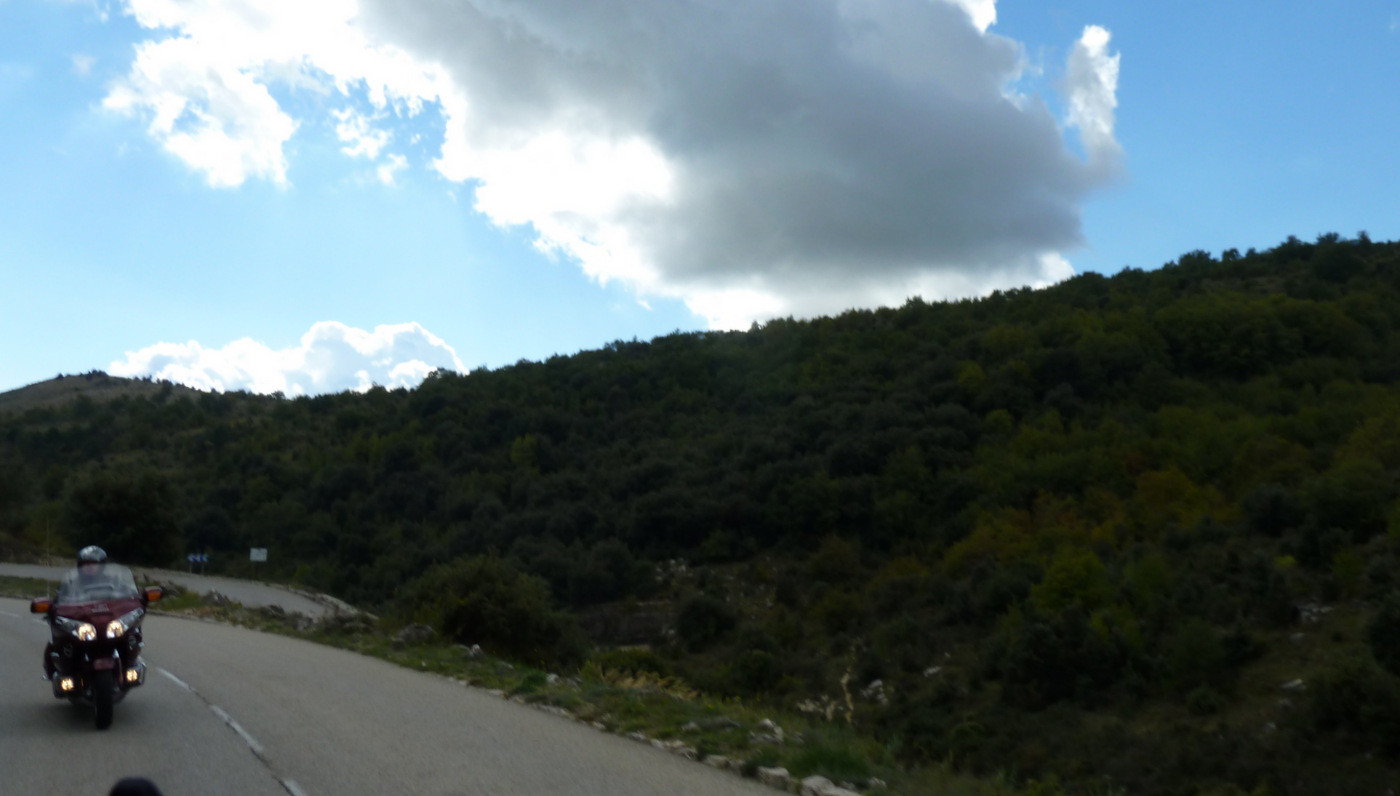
[77,545,108,565]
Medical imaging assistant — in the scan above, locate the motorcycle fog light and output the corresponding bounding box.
[75,623,96,642]
[59,677,75,692]
[125,668,140,683]
[106,620,125,639]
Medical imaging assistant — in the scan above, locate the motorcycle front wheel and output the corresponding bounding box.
[93,670,114,730]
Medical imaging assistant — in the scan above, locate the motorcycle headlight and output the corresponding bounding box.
[104,608,144,640]
[74,623,97,642]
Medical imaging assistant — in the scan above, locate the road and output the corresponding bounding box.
[1,597,773,795]
[0,563,330,617]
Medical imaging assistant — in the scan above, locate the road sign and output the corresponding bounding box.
[249,548,268,563]
[186,553,209,563]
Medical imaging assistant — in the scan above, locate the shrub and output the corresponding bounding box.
[1031,548,1114,614]
[1163,617,1228,692]
[812,588,865,636]
[728,649,781,694]
[988,606,1124,708]
[1368,593,1400,678]
[1186,685,1225,715]
[789,741,872,782]
[587,647,672,678]
[673,594,736,652]
[1241,483,1300,537]
[401,555,584,666]
[1305,652,1400,751]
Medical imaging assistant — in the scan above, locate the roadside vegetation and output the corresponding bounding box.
[4,233,1400,793]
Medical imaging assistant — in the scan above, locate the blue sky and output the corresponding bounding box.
[1,0,1396,395]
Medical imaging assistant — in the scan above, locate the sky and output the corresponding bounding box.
[1,0,1397,396]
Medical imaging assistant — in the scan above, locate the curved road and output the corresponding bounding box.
[0,599,772,795]
[0,563,330,617]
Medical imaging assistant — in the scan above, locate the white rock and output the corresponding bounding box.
[798,775,863,796]
[756,718,785,743]
[758,766,794,790]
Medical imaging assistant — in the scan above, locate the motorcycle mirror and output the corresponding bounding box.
[143,586,164,604]
[30,597,51,614]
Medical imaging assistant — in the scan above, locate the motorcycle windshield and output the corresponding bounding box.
[55,564,141,606]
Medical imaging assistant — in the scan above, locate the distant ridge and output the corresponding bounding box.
[0,372,203,414]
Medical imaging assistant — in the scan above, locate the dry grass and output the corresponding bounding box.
[0,373,203,414]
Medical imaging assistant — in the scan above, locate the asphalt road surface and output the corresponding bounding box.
[0,598,773,795]
[0,563,329,618]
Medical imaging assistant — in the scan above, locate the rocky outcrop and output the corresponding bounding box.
[392,624,437,646]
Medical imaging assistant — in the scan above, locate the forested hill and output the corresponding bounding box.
[5,233,1400,793]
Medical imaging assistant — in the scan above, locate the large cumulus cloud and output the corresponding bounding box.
[103,0,1121,327]
[108,322,466,396]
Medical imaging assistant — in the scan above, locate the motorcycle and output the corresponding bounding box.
[30,563,164,729]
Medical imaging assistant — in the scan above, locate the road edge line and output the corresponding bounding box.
[210,705,265,756]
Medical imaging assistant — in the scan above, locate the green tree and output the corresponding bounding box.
[64,469,180,565]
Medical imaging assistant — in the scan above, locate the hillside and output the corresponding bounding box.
[3,233,1400,794]
[0,371,204,415]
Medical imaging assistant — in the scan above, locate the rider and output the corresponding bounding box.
[43,545,108,680]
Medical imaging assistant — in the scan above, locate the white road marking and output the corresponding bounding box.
[158,667,194,692]
[156,667,301,790]
[0,610,19,618]
[210,705,264,756]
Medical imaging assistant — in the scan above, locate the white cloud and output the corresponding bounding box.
[334,107,391,159]
[102,0,1121,328]
[943,0,998,33]
[1064,25,1122,175]
[103,0,453,187]
[108,321,466,396]
[103,34,298,187]
[71,54,95,76]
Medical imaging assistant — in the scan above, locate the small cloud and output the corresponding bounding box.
[71,54,96,77]
[108,321,466,396]
[376,153,407,185]
[334,107,392,159]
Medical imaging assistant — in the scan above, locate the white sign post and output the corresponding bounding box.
[249,548,267,578]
